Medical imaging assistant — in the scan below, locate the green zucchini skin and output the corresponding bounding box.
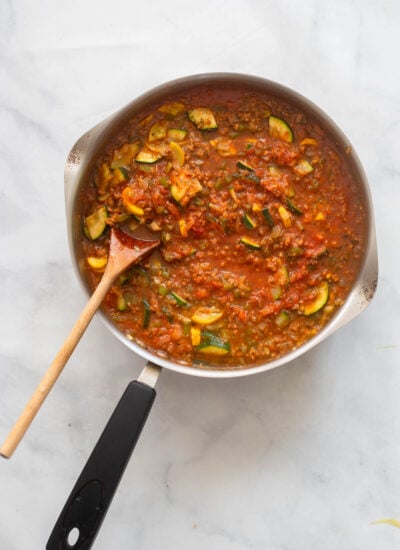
[237,160,254,171]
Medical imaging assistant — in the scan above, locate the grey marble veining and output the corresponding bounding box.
[1,1,399,549]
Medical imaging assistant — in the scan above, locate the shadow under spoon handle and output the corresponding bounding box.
[0,273,113,459]
[46,379,156,550]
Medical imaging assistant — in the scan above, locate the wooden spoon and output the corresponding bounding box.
[0,227,160,459]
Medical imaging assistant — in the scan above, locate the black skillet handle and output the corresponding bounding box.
[46,379,156,550]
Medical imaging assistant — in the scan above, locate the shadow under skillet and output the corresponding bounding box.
[147,340,330,484]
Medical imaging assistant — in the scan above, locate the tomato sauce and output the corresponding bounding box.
[79,86,367,368]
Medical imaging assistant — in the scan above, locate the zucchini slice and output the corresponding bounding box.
[294,159,314,176]
[191,306,223,325]
[237,160,254,171]
[245,171,261,184]
[87,256,108,271]
[84,206,108,240]
[117,296,128,311]
[197,343,230,356]
[121,187,144,217]
[304,282,329,316]
[169,291,189,307]
[242,213,257,230]
[275,310,291,328]
[110,142,140,169]
[262,207,274,228]
[197,332,231,356]
[240,237,261,250]
[117,295,127,311]
[170,142,185,167]
[136,148,163,164]
[112,166,129,183]
[170,170,202,205]
[286,199,303,216]
[142,299,151,328]
[170,183,185,204]
[270,286,282,300]
[188,107,218,130]
[148,121,168,143]
[269,115,294,143]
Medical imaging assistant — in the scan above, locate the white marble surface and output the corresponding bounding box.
[1,1,399,548]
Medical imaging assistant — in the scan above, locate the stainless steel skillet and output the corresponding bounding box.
[47,73,378,549]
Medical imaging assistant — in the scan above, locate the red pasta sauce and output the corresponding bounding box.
[79,86,367,368]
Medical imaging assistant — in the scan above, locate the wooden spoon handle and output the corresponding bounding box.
[0,275,113,459]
